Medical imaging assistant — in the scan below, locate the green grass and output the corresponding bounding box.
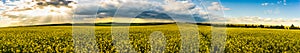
[0,24,300,52]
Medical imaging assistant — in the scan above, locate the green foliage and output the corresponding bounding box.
[0,24,299,52]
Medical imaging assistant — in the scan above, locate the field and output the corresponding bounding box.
[0,24,300,53]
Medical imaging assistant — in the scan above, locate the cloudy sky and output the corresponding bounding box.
[0,0,300,27]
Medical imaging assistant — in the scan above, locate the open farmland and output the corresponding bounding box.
[0,24,300,53]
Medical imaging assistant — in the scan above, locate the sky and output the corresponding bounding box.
[221,0,300,19]
[0,0,300,27]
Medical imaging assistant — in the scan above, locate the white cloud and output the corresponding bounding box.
[263,8,280,14]
[0,4,75,27]
[207,2,230,11]
[161,0,195,11]
[226,16,300,26]
[261,3,269,6]
[0,17,18,27]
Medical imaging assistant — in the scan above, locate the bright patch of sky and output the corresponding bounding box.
[220,0,300,19]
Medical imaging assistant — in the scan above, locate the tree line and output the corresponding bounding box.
[226,24,299,29]
[197,23,300,30]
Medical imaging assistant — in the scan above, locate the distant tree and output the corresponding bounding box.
[245,24,248,28]
[280,25,284,29]
[291,24,295,28]
[226,24,231,27]
[260,24,264,28]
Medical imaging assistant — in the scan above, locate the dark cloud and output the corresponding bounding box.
[0,0,228,27]
[97,10,207,23]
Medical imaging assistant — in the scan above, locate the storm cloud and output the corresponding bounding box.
[0,0,229,27]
